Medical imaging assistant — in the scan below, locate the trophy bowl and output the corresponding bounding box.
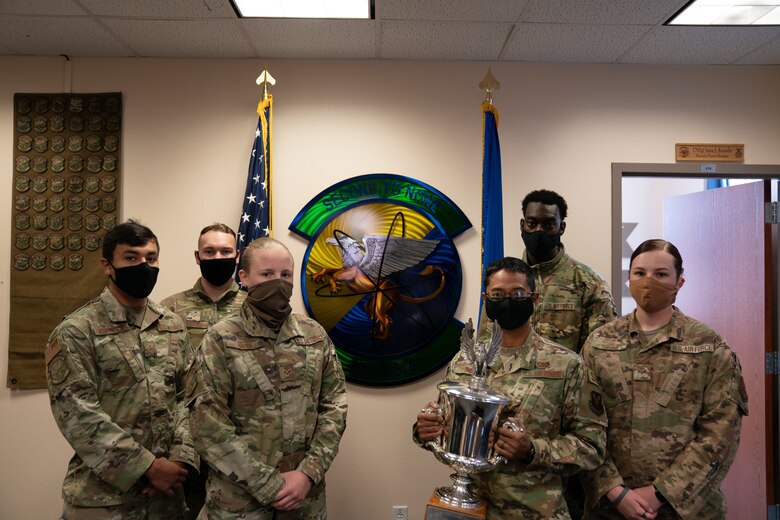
[426,381,513,509]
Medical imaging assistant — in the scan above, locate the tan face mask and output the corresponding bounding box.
[629,276,678,314]
[245,279,293,331]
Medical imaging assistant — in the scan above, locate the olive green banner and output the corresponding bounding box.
[7,93,122,389]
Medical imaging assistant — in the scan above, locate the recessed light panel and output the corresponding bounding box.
[233,0,370,19]
[668,0,780,25]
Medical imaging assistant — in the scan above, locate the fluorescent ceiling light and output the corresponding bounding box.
[233,0,371,19]
[668,0,780,25]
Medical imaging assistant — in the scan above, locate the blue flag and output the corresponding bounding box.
[479,101,503,319]
[236,95,273,279]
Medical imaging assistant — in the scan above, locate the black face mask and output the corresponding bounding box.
[485,297,534,331]
[109,262,159,299]
[198,256,237,287]
[521,230,561,262]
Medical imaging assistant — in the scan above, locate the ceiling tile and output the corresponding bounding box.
[504,23,650,63]
[381,20,511,60]
[242,19,375,59]
[379,0,528,22]
[78,0,236,18]
[735,34,780,64]
[620,25,780,64]
[0,15,131,56]
[0,0,86,16]
[102,19,253,57]
[521,0,685,25]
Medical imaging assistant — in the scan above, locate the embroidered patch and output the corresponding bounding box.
[45,339,62,365]
[671,344,714,354]
[536,360,550,369]
[540,303,576,311]
[48,356,69,385]
[589,390,604,415]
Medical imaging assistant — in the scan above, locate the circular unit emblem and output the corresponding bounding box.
[290,174,471,386]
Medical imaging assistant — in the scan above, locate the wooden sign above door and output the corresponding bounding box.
[675,143,744,162]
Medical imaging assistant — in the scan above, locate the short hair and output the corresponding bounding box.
[521,189,568,220]
[630,239,684,278]
[102,220,159,261]
[484,257,536,293]
[241,237,292,272]
[199,223,236,239]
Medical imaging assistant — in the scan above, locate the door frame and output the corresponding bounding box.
[611,161,780,509]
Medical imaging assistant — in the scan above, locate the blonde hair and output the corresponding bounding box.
[241,237,292,272]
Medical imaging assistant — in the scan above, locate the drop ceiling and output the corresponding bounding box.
[1,0,779,65]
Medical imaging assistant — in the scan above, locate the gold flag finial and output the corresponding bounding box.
[256,67,276,101]
[479,67,500,105]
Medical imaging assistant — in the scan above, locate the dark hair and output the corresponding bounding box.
[484,257,536,293]
[521,189,568,220]
[630,239,684,278]
[199,222,236,239]
[102,220,159,261]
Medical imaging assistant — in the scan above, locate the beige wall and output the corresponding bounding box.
[1,56,779,519]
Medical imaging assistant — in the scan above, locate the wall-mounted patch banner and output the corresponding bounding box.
[290,174,471,386]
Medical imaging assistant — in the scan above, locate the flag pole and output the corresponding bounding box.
[478,68,503,329]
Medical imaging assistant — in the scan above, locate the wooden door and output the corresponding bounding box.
[665,180,772,520]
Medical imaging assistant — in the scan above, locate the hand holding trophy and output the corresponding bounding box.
[421,319,518,518]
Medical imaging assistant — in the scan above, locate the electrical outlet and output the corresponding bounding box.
[393,505,408,520]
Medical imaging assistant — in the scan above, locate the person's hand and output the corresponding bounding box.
[633,485,662,515]
[494,417,532,461]
[416,402,444,442]
[606,485,657,520]
[143,458,187,497]
[271,471,312,511]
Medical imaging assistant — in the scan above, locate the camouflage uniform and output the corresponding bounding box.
[523,245,616,353]
[188,304,347,520]
[580,308,749,520]
[161,279,246,352]
[45,287,197,519]
[416,329,607,519]
[161,279,245,519]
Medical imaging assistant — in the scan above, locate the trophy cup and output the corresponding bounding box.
[423,319,518,519]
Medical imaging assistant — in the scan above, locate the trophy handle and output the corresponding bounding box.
[487,420,522,466]
[422,407,448,463]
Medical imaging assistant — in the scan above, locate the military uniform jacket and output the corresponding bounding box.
[188,305,348,516]
[581,308,749,519]
[433,330,607,519]
[524,245,617,353]
[45,287,198,507]
[161,278,245,352]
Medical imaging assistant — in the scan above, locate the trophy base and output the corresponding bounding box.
[425,492,487,519]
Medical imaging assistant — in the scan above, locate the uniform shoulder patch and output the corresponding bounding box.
[44,338,62,365]
[589,390,604,416]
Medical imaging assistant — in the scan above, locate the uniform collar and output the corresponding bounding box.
[100,286,162,330]
[494,329,539,374]
[523,243,567,273]
[627,307,686,344]
[193,278,241,303]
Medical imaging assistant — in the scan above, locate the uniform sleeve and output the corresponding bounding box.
[579,274,617,352]
[45,323,155,493]
[169,328,199,470]
[527,356,607,476]
[189,331,286,505]
[579,337,626,501]
[653,344,748,516]
[297,335,348,485]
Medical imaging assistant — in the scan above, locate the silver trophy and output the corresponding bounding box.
[424,319,518,509]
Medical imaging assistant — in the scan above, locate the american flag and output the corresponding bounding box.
[236,95,272,265]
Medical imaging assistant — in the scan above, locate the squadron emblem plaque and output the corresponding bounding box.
[290,174,471,386]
